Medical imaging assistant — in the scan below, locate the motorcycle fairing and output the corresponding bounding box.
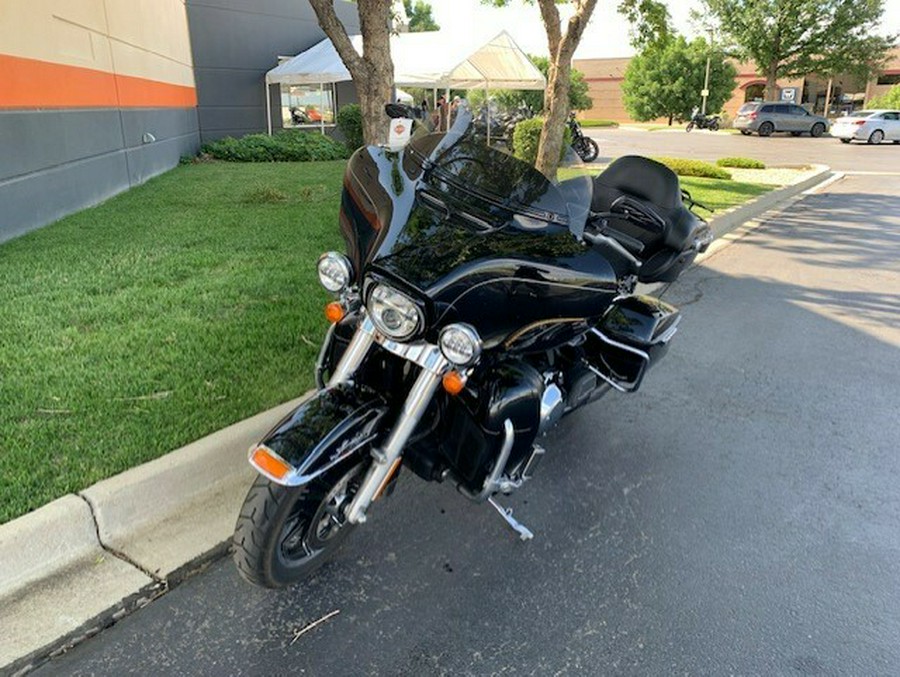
[254,384,389,486]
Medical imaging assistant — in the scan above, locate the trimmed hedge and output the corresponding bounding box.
[716,156,766,169]
[201,130,350,162]
[512,117,573,165]
[651,156,732,180]
[336,104,364,151]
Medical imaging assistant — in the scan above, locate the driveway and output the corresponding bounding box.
[586,127,899,173]
[35,175,900,675]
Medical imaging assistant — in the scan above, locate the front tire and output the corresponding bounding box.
[811,122,825,138]
[686,122,694,132]
[576,137,599,162]
[233,459,368,588]
[710,120,719,131]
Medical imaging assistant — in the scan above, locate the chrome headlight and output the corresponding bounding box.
[317,252,353,292]
[368,283,423,340]
[439,323,482,366]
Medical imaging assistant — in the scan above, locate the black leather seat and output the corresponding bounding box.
[591,156,710,283]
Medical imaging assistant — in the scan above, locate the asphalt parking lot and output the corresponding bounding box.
[585,126,899,173]
[35,172,900,675]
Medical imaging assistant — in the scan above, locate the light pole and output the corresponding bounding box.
[701,29,713,115]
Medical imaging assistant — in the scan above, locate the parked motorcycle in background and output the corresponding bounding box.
[686,107,721,132]
[568,112,600,162]
[231,101,712,588]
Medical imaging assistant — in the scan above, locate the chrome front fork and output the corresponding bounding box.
[328,314,448,525]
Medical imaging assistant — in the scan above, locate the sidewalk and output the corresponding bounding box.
[0,164,835,676]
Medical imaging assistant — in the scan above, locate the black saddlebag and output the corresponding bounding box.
[583,295,680,392]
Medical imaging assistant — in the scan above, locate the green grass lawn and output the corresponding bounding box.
[0,159,772,524]
[559,168,772,212]
[0,161,345,523]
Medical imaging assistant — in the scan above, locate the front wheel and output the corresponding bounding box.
[233,459,369,588]
[685,121,694,132]
[575,137,599,162]
[709,120,719,131]
[810,122,825,138]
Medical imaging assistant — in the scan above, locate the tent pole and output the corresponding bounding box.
[320,82,326,135]
[266,82,273,135]
[485,81,490,147]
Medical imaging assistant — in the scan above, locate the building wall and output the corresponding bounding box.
[575,52,898,124]
[0,0,200,242]
[185,0,360,143]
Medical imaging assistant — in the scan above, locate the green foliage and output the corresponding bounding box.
[716,157,765,169]
[622,36,737,124]
[512,117,572,165]
[492,55,592,114]
[336,104,364,151]
[402,0,440,31]
[201,130,349,162]
[867,85,900,109]
[651,156,732,179]
[704,0,896,83]
[618,0,672,48]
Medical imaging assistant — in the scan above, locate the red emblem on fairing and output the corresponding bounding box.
[394,123,406,134]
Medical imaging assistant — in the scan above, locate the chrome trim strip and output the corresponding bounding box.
[587,328,650,393]
[654,315,682,344]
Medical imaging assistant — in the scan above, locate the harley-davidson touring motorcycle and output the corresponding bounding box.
[232,103,713,588]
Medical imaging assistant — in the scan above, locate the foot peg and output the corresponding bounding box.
[487,497,534,541]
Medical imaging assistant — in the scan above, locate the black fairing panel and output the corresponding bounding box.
[600,294,680,347]
[260,384,388,481]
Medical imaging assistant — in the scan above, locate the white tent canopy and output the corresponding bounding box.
[266,30,546,91]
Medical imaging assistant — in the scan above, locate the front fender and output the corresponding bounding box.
[250,384,389,486]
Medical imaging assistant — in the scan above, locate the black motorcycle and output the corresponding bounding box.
[232,102,712,588]
[568,112,600,162]
[686,109,720,132]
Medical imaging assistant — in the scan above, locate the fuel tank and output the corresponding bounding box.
[339,135,619,347]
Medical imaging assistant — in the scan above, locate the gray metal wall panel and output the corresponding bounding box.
[0,107,200,242]
[120,108,200,147]
[186,0,360,142]
[0,152,130,244]
[193,68,267,109]
[0,110,123,182]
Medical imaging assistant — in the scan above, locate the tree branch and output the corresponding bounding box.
[308,0,365,78]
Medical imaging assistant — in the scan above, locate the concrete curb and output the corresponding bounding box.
[0,394,309,675]
[0,164,836,675]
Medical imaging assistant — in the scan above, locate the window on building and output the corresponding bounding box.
[281,84,336,128]
[876,73,900,86]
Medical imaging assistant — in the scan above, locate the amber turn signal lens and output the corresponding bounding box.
[442,370,466,396]
[250,446,292,480]
[324,301,345,324]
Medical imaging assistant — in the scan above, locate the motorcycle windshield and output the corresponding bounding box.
[341,105,593,289]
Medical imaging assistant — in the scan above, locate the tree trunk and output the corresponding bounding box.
[309,0,394,146]
[668,114,673,126]
[534,0,599,179]
[537,58,572,177]
[823,76,833,117]
[765,61,779,101]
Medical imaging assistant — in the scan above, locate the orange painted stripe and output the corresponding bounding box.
[0,53,196,109]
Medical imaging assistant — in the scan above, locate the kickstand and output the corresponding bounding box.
[487,497,534,541]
